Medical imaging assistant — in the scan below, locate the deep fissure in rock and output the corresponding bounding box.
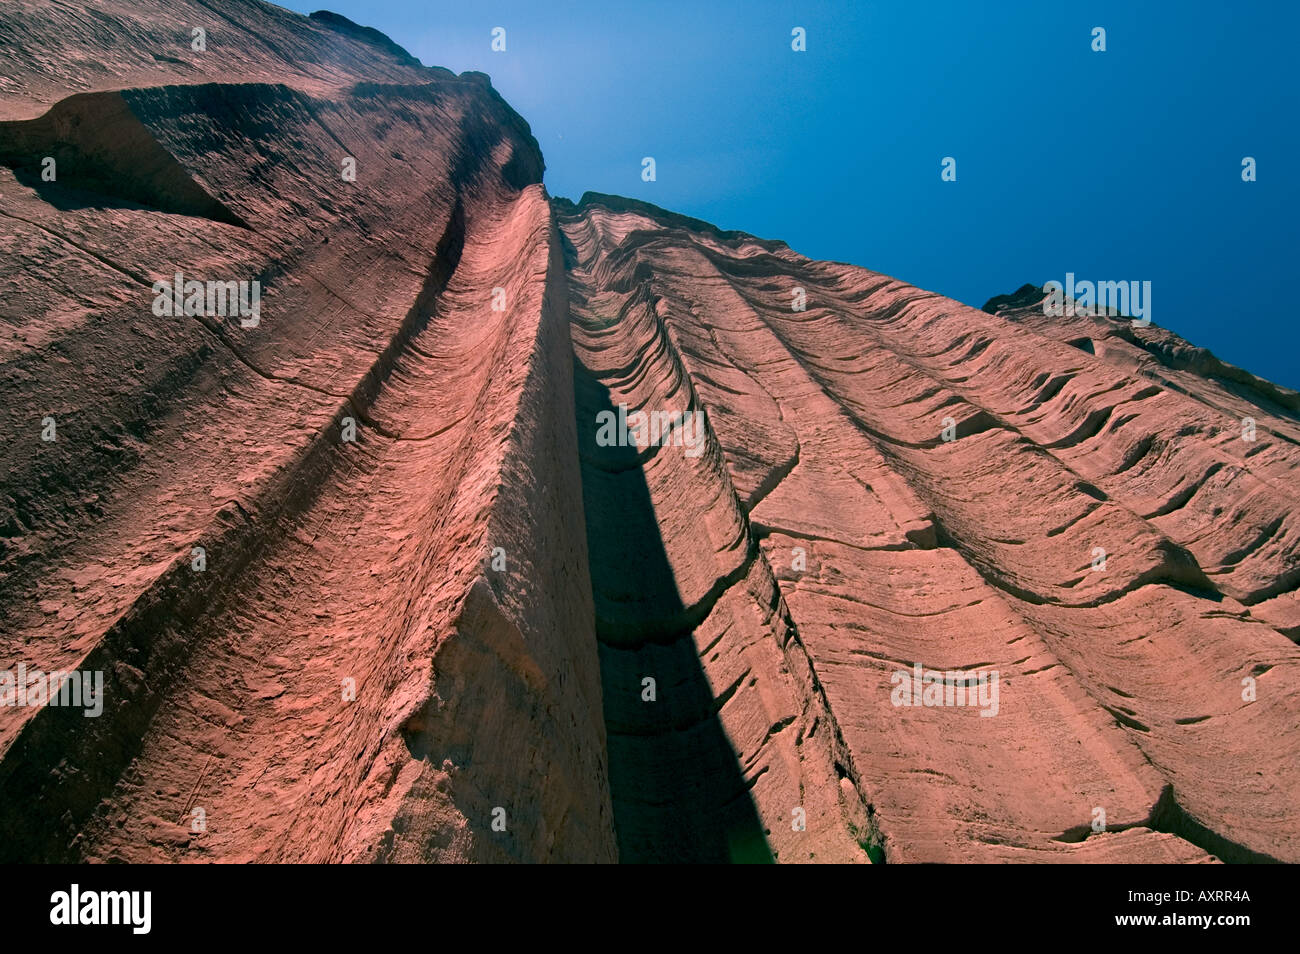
[573,364,772,863]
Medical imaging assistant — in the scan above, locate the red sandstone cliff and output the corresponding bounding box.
[0,1,1296,863]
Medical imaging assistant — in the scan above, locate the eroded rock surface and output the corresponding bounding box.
[1,0,1295,863]
[0,0,611,863]
[555,194,1299,863]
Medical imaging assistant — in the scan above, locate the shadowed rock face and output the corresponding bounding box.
[1,1,1296,864]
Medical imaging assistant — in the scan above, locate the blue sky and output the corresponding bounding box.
[282,0,1298,388]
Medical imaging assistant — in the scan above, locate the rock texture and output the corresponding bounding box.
[556,196,1300,862]
[1,0,1297,863]
[0,0,611,863]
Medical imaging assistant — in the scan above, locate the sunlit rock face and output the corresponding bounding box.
[1,0,1296,864]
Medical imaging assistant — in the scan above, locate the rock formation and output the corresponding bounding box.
[1,0,1296,863]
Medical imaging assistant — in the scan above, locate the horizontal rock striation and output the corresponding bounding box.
[555,194,1300,863]
[1,0,1295,863]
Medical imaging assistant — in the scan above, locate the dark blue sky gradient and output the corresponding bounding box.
[282,1,1299,388]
